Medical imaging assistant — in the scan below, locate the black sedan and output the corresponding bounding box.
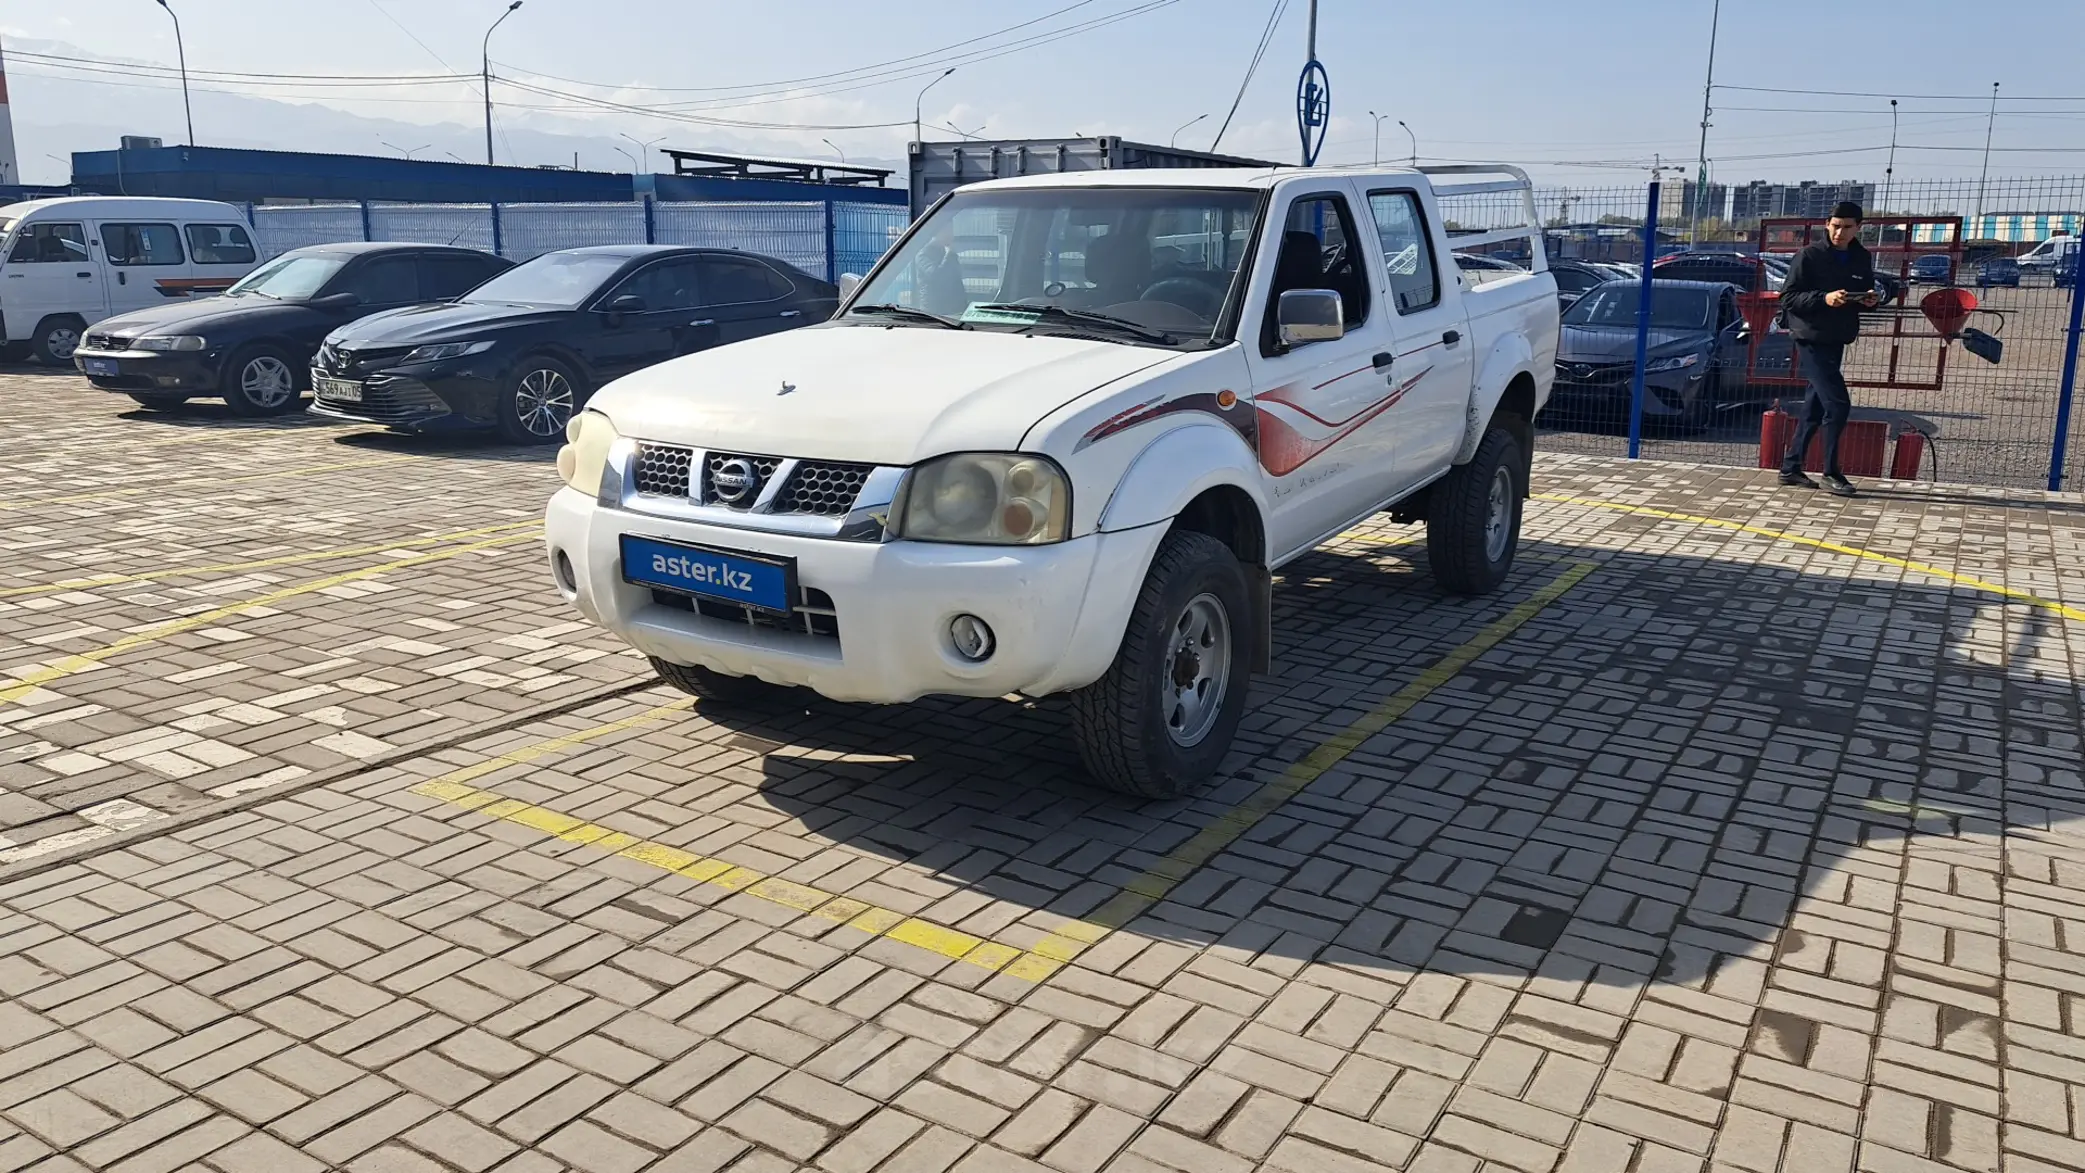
[1544,279,1793,433]
[72,242,513,415]
[308,245,837,443]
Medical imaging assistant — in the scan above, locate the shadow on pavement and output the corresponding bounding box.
[675,531,2079,995]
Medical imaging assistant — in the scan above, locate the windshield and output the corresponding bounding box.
[225,253,349,299]
[464,251,629,307]
[1563,284,1713,330]
[849,186,1263,347]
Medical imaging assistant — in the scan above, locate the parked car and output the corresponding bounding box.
[310,245,837,443]
[0,196,264,365]
[1652,251,1783,293]
[1976,257,2021,288]
[545,164,1562,796]
[1546,279,1791,433]
[72,242,513,414]
[1547,260,1618,309]
[1908,254,1954,284]
[2016,235,2077,275]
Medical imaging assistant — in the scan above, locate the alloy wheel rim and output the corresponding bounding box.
[1163,593,1232,748]
[242,356,295,407]
[516,369,573,437]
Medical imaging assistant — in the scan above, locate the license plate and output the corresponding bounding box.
[313,373,362,402]
[83,357,119,377]
[620,535,796,615]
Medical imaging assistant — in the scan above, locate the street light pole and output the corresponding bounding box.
[1398,120,1415,166]
[1690,0,1721,247]
[1882,98,1898,221]
[620,133,666,173]
[822,138,846,164]
[1974,81,1999,231]
[483,1,522,166]
[154,1,195,146]
[1169,113,1208,148]
[1367,110,1389,165]
[914,68,956,147]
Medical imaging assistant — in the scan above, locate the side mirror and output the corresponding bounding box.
[605,293,646,314]
[836,273,863,301]
[1276,289,1344,348]
[313,292,361,310]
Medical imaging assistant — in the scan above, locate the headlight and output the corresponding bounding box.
[893,453,1070,545]
[402,340,495,364]
[556,411,618,495]
[134,335,206,352]
[1644,352,1701,374]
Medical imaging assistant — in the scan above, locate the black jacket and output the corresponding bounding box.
[1779,238,1875,345]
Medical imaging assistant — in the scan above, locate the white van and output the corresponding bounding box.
[0,196,263,364]
[2016,234,2077,274]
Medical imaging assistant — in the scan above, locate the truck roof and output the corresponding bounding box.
[973,165,1432,193]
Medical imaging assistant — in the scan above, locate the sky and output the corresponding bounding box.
[0,0,2080,194]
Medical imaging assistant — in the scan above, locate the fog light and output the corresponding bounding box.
[949,614,994,662]
[552,549,578,594]
[155,376,183,387]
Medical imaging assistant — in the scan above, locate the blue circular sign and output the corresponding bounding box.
[1296,59,1331,167]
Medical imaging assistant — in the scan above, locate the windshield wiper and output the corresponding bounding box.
[970,303,1176,345]
[848,302,969,330]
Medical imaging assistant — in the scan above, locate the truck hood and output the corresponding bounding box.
[589,323,1179,465]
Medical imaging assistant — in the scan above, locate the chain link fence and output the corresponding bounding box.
[248,198,910,284]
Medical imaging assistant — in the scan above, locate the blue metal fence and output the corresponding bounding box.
[248,198,908,282]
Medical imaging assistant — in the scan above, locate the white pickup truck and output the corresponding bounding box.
[547,164,1559,796]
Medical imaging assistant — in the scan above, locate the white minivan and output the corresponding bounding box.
[0,196,263,364]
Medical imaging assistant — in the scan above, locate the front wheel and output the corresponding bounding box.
[222,345,304,416]
[1069,530,1250,799]
[31,316,84,366]
[496,357,582,444]
[651,657,788,706]
[1426,425,1525,596]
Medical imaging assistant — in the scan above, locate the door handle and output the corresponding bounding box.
[778,310,803,319]
[75,272,92,279]
[118,271,128,286]
[688,319,715,328]
[1441,329,1461,346]
[1371,351,1394,373]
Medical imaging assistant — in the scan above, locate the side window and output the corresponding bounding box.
[336,257,421,304]
[1271,194,1370,328]
[100,223,185,266]
[1365,192,1441,313]
[1553,267,1602,294]
[699,257,789,306]
[610,258,704,313]
[422,255,498,299]
[6,223,88,264]
[186,224,256,266]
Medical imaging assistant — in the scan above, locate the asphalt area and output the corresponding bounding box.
[2,366,2084,1173]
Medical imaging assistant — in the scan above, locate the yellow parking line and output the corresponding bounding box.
[0,519,544,600]
[0,530,543,705]
[1534,492,2085,625]
[0,455,416,512]
[407,560,1595,985]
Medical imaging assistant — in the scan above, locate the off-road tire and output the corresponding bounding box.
[650,657,785,705]
[1426,425,1524,596]
[1069,530,1251,799]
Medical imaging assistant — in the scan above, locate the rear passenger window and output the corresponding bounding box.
[337,257,420,304]
[1366,192,1440,313]
[700,257,790,306]
[422,255,498,299]
[101,223,185,266]
[186,224,257,265]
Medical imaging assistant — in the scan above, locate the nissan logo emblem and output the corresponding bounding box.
[710,458,761,505]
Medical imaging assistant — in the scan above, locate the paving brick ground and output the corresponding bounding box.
[2,369,2084,1171]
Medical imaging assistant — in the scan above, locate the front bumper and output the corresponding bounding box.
[1547,368,1701,417]
[307,359,503,431]
[545,487,1163,704]
[74,347,224,394]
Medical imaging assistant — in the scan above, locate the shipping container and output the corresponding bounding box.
[908,137,1277,219]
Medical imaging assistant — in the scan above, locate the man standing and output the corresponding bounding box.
[1778,200,1879,497]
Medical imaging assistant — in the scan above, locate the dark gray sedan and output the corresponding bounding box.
[1543,279,1794,433]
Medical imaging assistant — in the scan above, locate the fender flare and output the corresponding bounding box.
[1452,332,1536,464]
[1095,421,1272,563]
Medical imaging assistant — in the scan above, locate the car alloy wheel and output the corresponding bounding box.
[240,355,296,410]
[514,367,573,438]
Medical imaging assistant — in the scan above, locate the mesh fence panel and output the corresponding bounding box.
[654,202,827,277]
[251,205,366,257]
[497,203,649,260]
[366,204,495,253]
[834,202,908,278]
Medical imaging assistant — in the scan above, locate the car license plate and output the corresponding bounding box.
[313,373,362,402]
[82,357,119,377]
[620,535,796,615]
